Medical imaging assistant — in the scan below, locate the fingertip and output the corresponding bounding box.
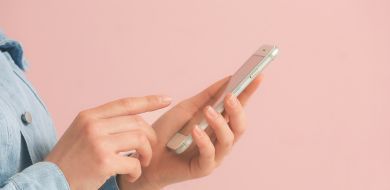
[192,125,211,148]
[192,125,215,155]
[203,105,219,120]
[203,107,225,132]
[192,135,215,176]
[192,125,204,139]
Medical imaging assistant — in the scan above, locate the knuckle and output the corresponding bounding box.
[83,120,99,136]
[91,140,106,154]
[220,135,234,149]
[136,132,149,145]
[137,126,157,145]
[215,115,225,124]
[209,144,216,155]
[119,98,134,108]
[77,110,92,122]
[77,110,88,118]
[231,101,243,112]
[146,95,160,105]
[227,134,235,146]
[130,130,149,148]
[225,107,240,117]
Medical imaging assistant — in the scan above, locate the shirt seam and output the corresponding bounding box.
[9,175,22,190]
[0,97,12,148]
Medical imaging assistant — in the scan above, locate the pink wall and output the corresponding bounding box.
[1,0,390,189]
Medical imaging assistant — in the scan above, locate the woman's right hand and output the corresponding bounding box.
[45,95,172,190]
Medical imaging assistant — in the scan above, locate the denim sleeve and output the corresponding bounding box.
[100,176,120,190]
[0,162,70,190]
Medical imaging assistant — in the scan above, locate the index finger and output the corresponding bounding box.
[89,95,172,118]
[152,77,230,142]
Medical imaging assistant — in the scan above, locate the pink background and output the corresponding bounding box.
[1,0,390,189]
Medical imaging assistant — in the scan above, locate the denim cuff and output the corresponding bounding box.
[9,161,70,190]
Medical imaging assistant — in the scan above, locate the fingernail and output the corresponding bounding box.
[228,94,238,107]
[160,95,172,104]
[206,106,218,118]
[194,125,203,137]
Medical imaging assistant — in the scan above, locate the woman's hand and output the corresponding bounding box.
[119,76,262,190]
[45,95,172,190]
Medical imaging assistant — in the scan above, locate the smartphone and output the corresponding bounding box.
[166,44,279,154]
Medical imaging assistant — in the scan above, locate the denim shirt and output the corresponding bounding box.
[0,32,119,190]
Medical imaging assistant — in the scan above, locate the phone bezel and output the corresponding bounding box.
[167,45,279,154]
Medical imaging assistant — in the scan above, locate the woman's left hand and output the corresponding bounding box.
[118,75,263,190]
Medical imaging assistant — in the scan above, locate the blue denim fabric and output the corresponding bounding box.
[0,31,119,190]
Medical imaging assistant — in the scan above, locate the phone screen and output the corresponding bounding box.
[210,53,270,112]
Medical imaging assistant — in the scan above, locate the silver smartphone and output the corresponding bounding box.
[167,44,279,154]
